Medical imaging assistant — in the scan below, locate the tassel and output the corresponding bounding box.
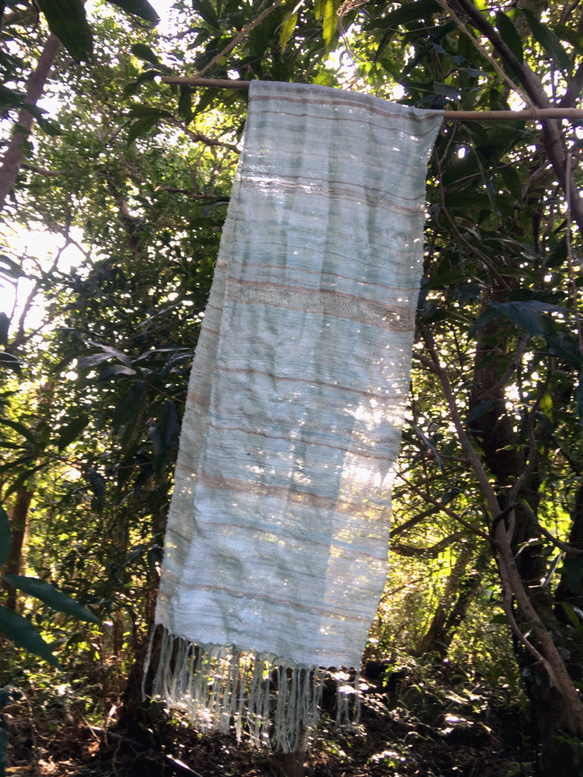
[143,627,358,753]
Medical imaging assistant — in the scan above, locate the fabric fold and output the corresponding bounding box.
[149,81,442,750]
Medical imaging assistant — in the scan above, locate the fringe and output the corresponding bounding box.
[143,627,360,753]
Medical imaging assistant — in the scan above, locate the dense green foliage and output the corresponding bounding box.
[2,0,583,773]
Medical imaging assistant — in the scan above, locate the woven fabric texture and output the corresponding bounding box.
[153,82,441,736]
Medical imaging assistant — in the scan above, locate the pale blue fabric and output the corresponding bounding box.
[156,82,442,671]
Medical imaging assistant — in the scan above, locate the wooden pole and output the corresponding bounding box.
[160,77,583,121]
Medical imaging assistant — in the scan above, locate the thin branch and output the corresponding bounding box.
[391,530,467,557]
[194,0,285,80]
[165,118,241,153]
[0,33,61,211]
[21,163,65,177]
[451,0,583,234]
[397,472,492,542]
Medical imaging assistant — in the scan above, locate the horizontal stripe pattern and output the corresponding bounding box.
[156,82,442,670]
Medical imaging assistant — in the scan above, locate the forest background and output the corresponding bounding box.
[2,0,583,774]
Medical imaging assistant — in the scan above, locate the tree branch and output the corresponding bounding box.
[451,0,583,234]
[0,33,61,212]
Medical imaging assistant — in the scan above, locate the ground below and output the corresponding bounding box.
[2,663,533,777]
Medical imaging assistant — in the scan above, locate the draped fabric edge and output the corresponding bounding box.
[142,626,360,752]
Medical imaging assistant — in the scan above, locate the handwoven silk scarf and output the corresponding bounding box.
[149,81,442,751]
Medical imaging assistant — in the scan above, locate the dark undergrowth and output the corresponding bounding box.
[1,658,533,777]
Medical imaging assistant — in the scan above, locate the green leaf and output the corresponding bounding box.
[0,85,24,111]
[127,116,163,145]
[432,81,460,99]
[0,313,9,346]
[279,11,298,53]
[131,43,160,65]
[178,87,193,125]
[0,352,22,373]
[562,556,583,594]
[0,604,60,668]
[0,254,25,279]
[77,353,112,371]
[112,381,147,432]
[489,300,551,337]
[0,417,36,446]
[85,341,132,366]
[0,504,11,570]
[2,575,101,626]
[407,421,444,473]
[369,0,440,30]
[577,370,583,427]
[3,464,46,501]
[560,601,583,629]
[467,400,494,423]
[129,105,173,120]
[192,0,219,29]
[105,0,159,23]
[150,400,179,474]
[57,414,89,451]
[554,24,583,56]
[195,88,220,116]
[522,8,572,75]
[322,0,340,53]
[36,0,93,62]
[495,11,523,64]
[98,364,137,380]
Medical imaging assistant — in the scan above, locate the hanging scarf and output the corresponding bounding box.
[148,81,442,752]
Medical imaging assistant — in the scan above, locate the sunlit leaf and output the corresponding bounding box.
[0,417,36,446]
[2,575,101,625]
[323,0,341,53]
[279,12,298,53]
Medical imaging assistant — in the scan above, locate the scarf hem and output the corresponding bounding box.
[142,625,360,752]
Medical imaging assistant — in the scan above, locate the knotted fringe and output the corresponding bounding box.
[143,627,360,752]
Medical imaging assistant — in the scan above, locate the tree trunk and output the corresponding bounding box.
[0,33,61,212]
[468,296,583,774]
[1,487,33,610]
[414,543,476,658]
